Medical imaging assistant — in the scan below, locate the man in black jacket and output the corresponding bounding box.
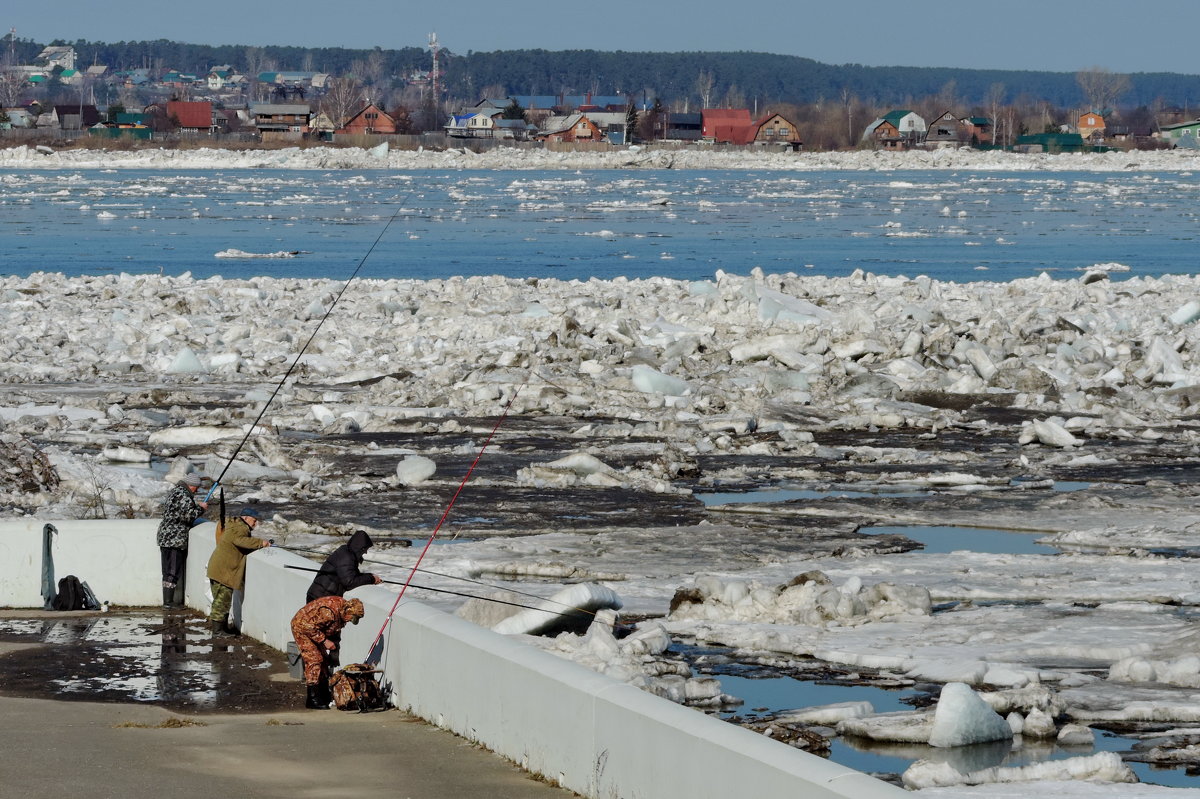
[306,530,382,602]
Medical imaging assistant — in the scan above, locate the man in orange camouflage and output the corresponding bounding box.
[290,596,365,709]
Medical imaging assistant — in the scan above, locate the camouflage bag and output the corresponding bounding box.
[329,663,386,711]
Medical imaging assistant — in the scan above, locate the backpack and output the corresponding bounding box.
[51,575,86,611]
[329,663,386,712]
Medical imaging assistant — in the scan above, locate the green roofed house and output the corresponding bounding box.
[1013,132,1086,154]
[1161,119,1200,149]
[862,110,926,149]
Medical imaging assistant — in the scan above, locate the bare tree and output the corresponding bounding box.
[0,67,25,109]
[320,76,365,128]
[987,83,1006,144]
[695,70,715,109]
[1076,67,1130,112]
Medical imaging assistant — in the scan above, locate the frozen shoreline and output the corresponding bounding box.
[4,142,1200,172]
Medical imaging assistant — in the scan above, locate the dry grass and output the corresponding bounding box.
[113,717,207,729]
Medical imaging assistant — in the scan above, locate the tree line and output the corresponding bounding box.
[10,35,1200,111]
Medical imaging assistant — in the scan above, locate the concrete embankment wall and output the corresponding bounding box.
[6,520,907,799]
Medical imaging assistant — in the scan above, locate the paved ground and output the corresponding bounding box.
[0,611,575,799]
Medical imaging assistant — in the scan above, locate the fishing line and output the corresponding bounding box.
[364,372,530,664]
[284,543,618,623]
[283,564,626,629]
[206,194,412,498]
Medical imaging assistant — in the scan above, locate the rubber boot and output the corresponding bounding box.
[162,587,177,609]
[305,684,328,710]
[209,620,232,638]
[171,580,185,610]
[317,672,333,707]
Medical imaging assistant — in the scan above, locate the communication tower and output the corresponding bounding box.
[428,33,440,101]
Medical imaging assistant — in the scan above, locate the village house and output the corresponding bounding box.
[166,100,216,134]
[338,102,398,135]
[1077,110,1106,142]
[862,110,927,149]
[36,46,76,72]
[961,116,993,145]
[925,111,968,147]
[53,104,101,130]
[250,103,311,140]
[445,111,496,138]
[1160,119,1200,148]
[751,112,802,149]
[536,113,603,143]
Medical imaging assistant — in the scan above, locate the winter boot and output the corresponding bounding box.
[170,580,185,609]
[209,620,232,638]
[305,684,329,709]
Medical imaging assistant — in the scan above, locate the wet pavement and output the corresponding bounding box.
[0,609,575,799]
[0,609,297,713]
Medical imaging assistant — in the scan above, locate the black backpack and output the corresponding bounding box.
[51,575,86,611]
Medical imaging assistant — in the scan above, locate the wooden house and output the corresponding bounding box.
[925,111,967,147]
[536,114,603,143]
[752,113,801,149]
[338,103,398,135]
[960,116,993,145]
[1077,111,1106,142]
[862,110,927,149]
[250,103,311,140]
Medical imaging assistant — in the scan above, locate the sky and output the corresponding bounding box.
[6,0,1197,76]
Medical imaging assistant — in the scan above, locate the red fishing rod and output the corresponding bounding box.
[364,375,528,666]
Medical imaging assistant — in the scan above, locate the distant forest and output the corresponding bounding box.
[18,36,1200,109]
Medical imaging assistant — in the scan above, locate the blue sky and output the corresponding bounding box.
[6,1,1196,75]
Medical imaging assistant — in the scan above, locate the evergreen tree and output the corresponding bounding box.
[625,104,639,144]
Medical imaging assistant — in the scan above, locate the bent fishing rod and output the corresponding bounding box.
[282,564,628,630]
[363,372,530,665]
[284,544,627,628]
[205,195,411,505]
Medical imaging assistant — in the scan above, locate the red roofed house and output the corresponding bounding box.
[338,103,398,135]
[702,108,755,144]
[167,101,216,134]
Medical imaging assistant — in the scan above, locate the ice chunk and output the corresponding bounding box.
[148,426,244,447]
[1019,419,1079,448]
[101,446,151,463]
[1057,724,1095,746]
[1169,300,1200,326]
[166,347,205,374]
[492,583,623,636]
[630,364,689,396]
[395,455,436,486]
[928,682,1013,748]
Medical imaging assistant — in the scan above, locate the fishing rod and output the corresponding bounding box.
[364,373,530,665]
[283,542,604,620]
[283,564,627,630]
[205,195,411,501]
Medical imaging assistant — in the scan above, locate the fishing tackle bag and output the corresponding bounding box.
[51,575,86,611]
[330,663,386,712]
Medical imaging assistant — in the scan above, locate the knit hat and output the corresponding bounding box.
[240,507,260,518]
[183,473,202,488]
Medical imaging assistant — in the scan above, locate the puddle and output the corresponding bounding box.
[0,611,298,713]
[861,525,1060,555]
[698,487,927,506]
[708,671,1196,787]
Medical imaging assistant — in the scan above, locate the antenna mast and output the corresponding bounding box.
[428,32,440,104]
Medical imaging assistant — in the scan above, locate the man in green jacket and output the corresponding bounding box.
[206,507,271,637]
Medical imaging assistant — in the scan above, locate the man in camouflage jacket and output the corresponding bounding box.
[290,596,365,708]
[155,473,206,609]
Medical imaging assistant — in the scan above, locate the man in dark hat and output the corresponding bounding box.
[206,507,270,637]
[155,472,207,609]
[306,529,381,602]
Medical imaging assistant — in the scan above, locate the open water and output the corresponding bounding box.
[3,168,1200,282]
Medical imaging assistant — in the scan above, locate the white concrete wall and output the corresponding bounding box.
[6,519,908,798]
[0,518,165,607]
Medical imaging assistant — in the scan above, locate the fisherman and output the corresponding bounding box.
[206,507,271,637]
[155,472,207,609]
[290,596,365,709]
[305,529,382,602]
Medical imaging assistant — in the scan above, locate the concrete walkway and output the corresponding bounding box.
[0,617,575,799]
